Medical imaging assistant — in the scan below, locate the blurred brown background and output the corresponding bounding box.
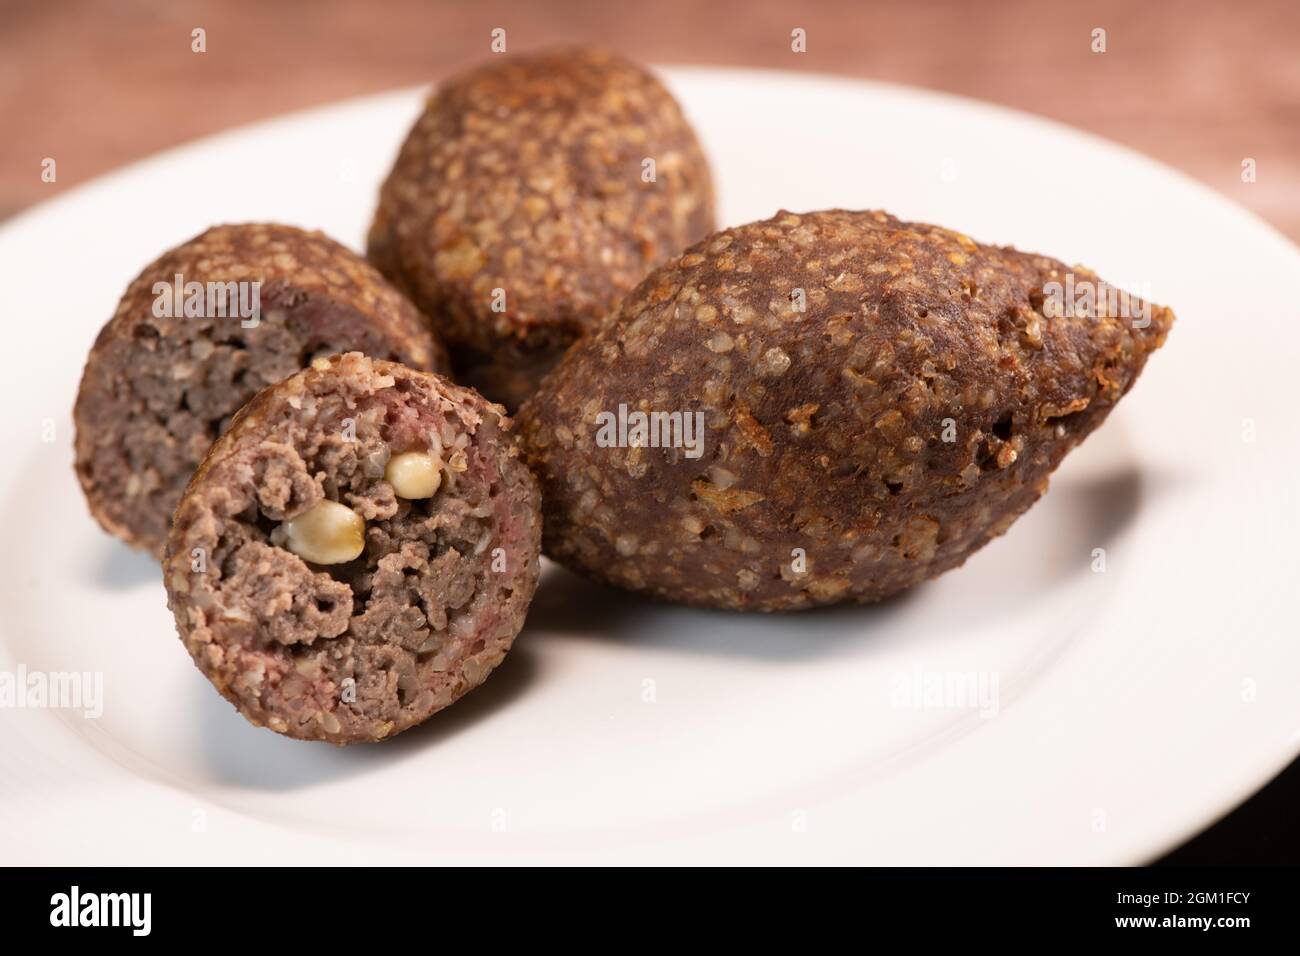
[3,0,1298,864]
[2,0,1298,239]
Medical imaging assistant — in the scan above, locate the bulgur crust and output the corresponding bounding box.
[367,46,716,409]
[164,353,542,744]
[74,223,450,557]
[517,209,1175,611]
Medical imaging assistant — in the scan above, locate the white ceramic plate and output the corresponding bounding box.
[2,68,1297,866]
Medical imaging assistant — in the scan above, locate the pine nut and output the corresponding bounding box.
[282,500,365,564]
[384,450,442,499]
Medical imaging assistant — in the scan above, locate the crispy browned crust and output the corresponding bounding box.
[517,209,1175,611]
[367,46,716,408]
[73,223,450,556]
[163,353,543,744]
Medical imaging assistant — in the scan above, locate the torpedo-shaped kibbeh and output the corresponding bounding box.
[517,209,1174,610]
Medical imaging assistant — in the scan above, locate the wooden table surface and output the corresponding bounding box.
[3,0,1298,240]
[3,0,1298,864]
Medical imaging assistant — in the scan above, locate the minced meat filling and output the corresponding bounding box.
[207,390,496,653]
[73,224,447,557]
[166,354,541,743]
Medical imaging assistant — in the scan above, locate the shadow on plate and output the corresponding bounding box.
[523,460,1165,656]
[193,644,540,791]
[91,538,160,591]
[522,560,921,662]
[1062,466,1145,553]
[932,462,1151,632]
[186,459,1166,789]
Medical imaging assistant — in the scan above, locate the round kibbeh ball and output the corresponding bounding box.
[517,209,1175,611]
[367,46,716,410]
[74,223,449,557]
[164,353,542,744]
